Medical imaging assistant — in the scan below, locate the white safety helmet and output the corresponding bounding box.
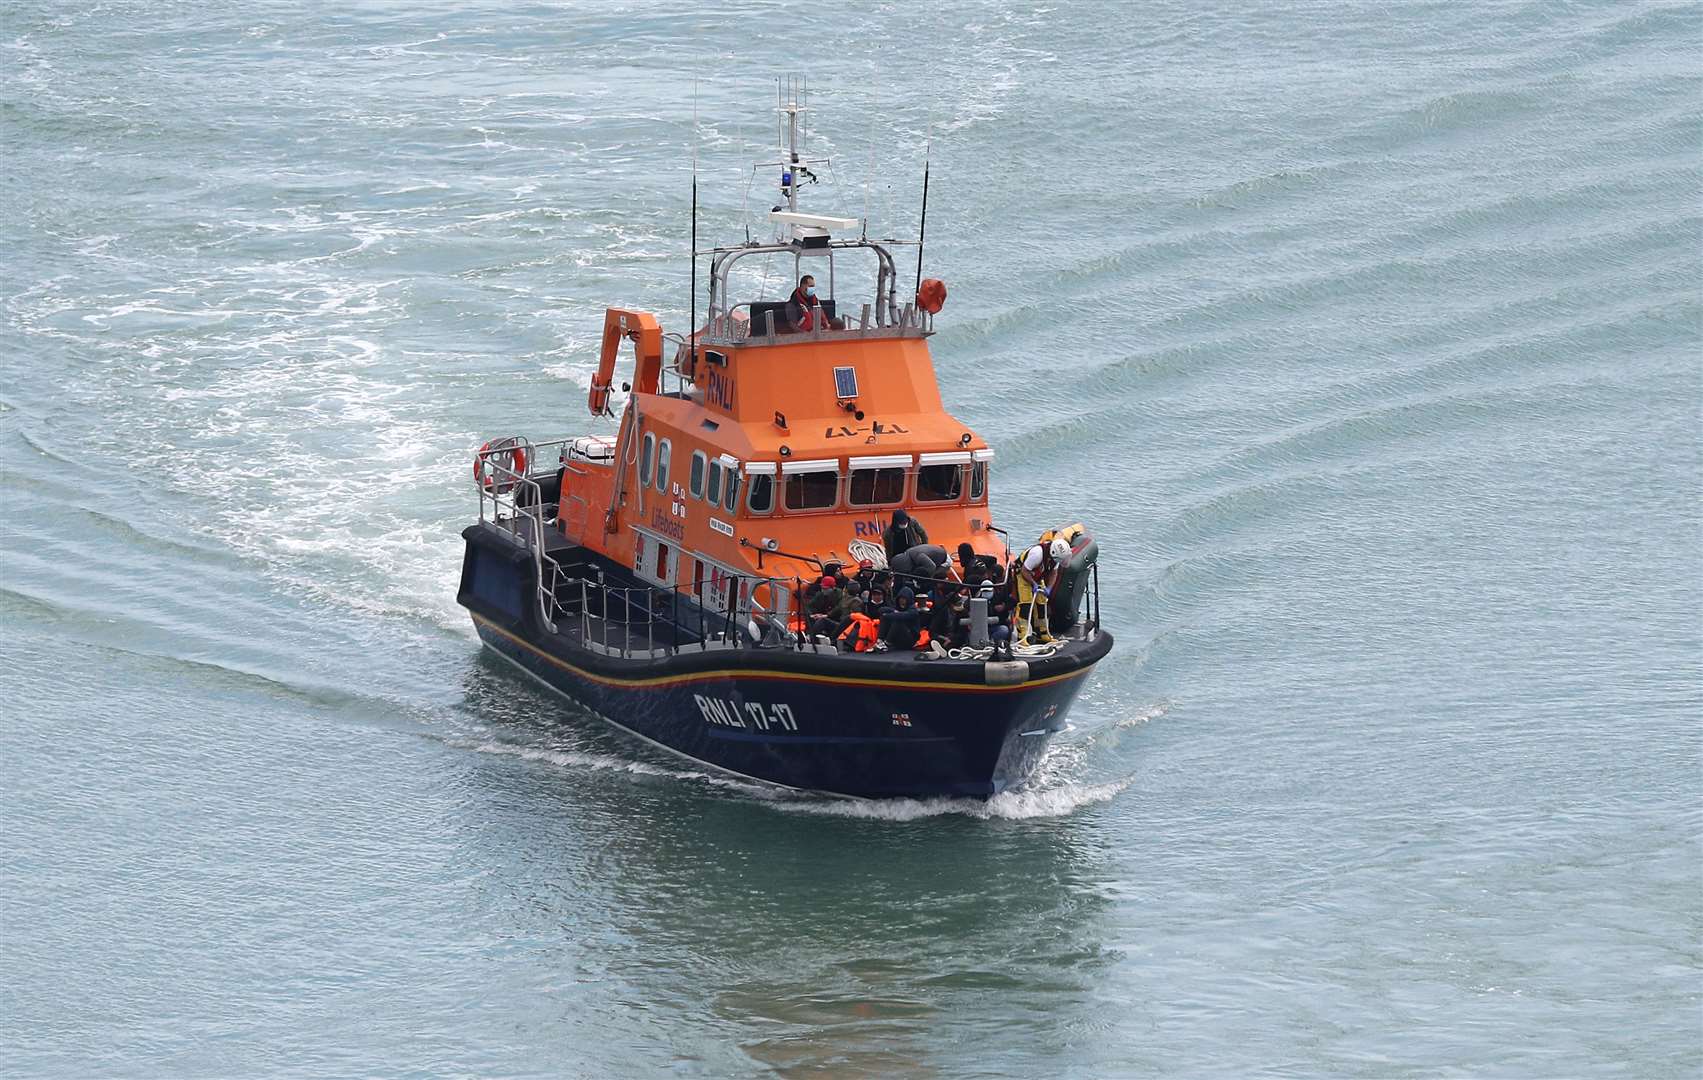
[1048,537,1071,561]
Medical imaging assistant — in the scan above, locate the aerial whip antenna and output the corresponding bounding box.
[690,80,699,367]
[914,118,933,301]
[862,80,876,241]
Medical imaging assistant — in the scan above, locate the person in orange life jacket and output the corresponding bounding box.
[882,509,929,562]
[835,599,879,652]
[877,586,925,650]
[785,274,843,332]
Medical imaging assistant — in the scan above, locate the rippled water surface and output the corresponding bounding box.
[3,2,1700,1076]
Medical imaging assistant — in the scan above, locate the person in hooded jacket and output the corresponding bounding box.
[889,542,949,582]
[928,584,971,650]
[882,509,928,562]
[956,542,1002,588]
[877,586,925,650]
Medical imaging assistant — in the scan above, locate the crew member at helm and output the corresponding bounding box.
[786,274,842,331]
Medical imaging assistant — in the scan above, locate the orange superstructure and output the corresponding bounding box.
[553,305,1001,606]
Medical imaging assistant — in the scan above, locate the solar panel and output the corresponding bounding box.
[833,366,858,399]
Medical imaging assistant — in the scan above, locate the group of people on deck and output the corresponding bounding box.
[798,511,1070,655]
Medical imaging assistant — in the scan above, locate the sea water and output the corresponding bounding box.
[2,2,1699,1075]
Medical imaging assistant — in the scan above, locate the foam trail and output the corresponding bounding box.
[767,776,1135,822]
[446,737,783,797]
[1117,700,1171,729]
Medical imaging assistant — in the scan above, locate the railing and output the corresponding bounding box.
[548,561,809,660]
[1080,561,1101,635]
[701,301,934,347]
[475,436,576,634]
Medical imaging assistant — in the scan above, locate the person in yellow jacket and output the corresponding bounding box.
[1014,536,1070,645]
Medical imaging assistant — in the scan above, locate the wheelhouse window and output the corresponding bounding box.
[689,450,707,499]
[721,459,740,513]
[746,465,775,514]
[847,454,911,507]
[639,432,655,487]
[971,448,993,503]
[655,438,671,493]
[706,459,723,506]
[782,460,839,512]
[915,452,970,503]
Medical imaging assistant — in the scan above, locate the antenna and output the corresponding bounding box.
[739,119,751,243]
[914,122,933,299]
[862,81,876,241]
[690,80,699,368]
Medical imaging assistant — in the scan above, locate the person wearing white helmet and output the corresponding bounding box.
[1014,534,1072,645]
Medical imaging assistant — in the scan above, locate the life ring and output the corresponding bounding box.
[474,438,528,490]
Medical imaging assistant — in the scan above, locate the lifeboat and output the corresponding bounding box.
[456,87,1112,798]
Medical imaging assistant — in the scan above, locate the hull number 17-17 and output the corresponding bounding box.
[694,695,799,732]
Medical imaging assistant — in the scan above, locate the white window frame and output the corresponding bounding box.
[846,453,912,508]
[655,438,671,493]
[970,447,993,503]
[689,450,707,499]
[914,450,970,504]
[780,459,840,512]
[744,462,776,514]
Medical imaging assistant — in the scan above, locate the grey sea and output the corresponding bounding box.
[3,2,1699,1077]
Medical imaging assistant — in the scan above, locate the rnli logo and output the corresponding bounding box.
[706,369,735,410]
[891,712,912,727]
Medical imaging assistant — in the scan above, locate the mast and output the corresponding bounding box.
[784,77,801,213]
[690,81,699,362]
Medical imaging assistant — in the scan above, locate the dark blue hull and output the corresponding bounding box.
[458,525,1112,798]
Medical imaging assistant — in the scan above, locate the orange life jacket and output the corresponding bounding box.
[837,611,879,652]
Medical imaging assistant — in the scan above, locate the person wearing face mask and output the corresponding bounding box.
[786,274,842,331]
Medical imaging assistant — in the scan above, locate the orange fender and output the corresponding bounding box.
[917,278,947,315]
